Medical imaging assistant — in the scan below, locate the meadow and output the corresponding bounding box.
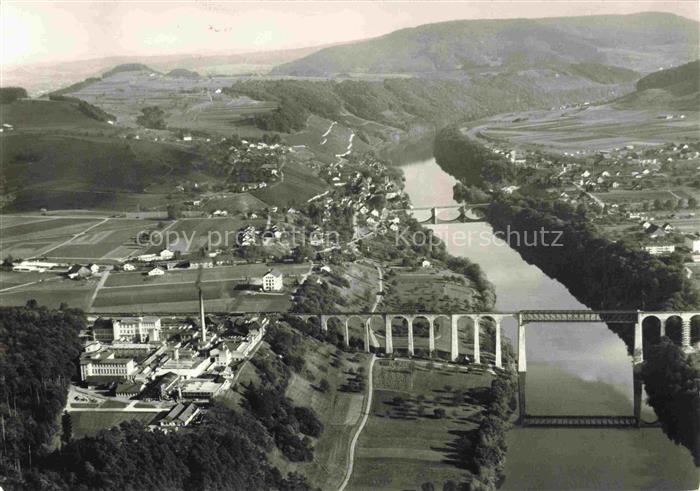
[469,106,699,154]
[347,359,493,490]
[251,160,329,208]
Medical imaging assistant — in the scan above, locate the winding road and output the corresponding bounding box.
[338,262,382,490]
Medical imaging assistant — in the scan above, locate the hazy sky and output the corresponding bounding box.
[2,1,699,66]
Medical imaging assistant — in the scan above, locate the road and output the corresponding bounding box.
[338,262,383,490]
[338,353,375,491]
[86,270,110,311]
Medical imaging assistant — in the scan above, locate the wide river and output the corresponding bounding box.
[396,150,698,490]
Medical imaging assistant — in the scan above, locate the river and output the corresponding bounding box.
[397,153,698,490]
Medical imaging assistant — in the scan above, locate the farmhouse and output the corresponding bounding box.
[262,269,283,291]
[685,234,700,253]
[122,263,136,271]
[67,264,92,280]
[148,267,165,276]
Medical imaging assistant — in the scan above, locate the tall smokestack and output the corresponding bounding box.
[199,288,206,344]
[195,265,206,344]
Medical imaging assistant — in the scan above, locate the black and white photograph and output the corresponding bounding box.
[1,1,699,489]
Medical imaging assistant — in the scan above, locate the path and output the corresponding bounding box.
[0,276,62,294]
[33,218,110,258]
[86,270,110,311]
[338,353,376,491]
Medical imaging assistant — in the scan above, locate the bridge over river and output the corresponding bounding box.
[284,309,699,428]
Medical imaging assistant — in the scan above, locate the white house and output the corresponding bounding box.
[643,244,676,256]
[262,269,283,291]
[123,263,136,271]
[160,249,175,260]
[148,267,165,276]
[685,234,700,253]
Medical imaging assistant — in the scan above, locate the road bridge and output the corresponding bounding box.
[405,203,489,224]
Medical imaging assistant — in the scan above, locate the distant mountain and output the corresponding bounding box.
[614,60,700,111]
[273,13,699,76]
[2,44,341,96]
[102,63,158,77]
[166,68,200,79]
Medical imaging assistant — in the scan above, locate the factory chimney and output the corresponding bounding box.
[199,288,206,343]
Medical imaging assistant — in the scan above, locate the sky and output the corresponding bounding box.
[2,1,699,66]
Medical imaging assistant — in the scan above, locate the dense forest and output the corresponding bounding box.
[0,304,84,487]
[433,126,514,186]
[0,87,28,105]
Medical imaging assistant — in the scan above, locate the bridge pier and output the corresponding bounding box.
[385,316,393,354]
[431,207,438,225]
[633,369,643,427]
[517,313,527,422]
[633,321,643,365]
[495,319,502,369]
[450,315,459,361]
[428,317,435,356]
[408,317,415,356]
[682,316,691,350]
[472,315,480,364]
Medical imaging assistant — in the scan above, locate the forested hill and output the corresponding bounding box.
[273,12,698,76]
[636,60,700,94]
[615,60,700,111]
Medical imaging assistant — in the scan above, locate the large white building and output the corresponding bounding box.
[80,352,138,380]
[262,269,283,291]
[93,316,162,343]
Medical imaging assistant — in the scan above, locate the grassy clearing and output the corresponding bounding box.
[252,161,328,208]
[70,411,162,439]
[0,276,97,310]
[347,359,493,490]
[383,268,479,312]
[276,343,372,490]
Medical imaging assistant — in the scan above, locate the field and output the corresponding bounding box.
[274,345,372,489]
[148,217,266,254]
[70,411,161,439]
[2,132,202,211]
[347,359,493,490]
[466,105,699,154]
[0,216,104,259]
[90,263,309,313]
[68,70,278,134]
[0,275,98,310]
[592,189,695,207]
[0,99,113,132]
[383,268,480,312]
[252,160,329,208]
[0,215,162,262]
